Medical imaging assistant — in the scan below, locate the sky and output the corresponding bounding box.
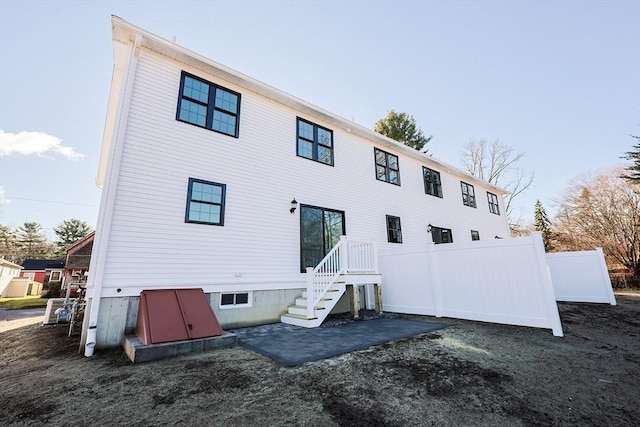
[0,0,638,239]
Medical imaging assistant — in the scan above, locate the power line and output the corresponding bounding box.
[5,196,98,207]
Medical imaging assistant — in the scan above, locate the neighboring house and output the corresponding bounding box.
[0,258,24,297]
[85,17,511,351]
[61,232,95,296]
[21,259,65,293]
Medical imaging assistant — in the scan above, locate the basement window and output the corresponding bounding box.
[220,292,252,308]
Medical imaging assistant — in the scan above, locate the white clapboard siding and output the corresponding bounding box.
[100,49,510,294]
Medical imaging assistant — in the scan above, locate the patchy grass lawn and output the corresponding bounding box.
[0,296,48,310]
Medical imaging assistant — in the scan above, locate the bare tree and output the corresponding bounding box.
[553,167,640,281]
[461,139,534,229]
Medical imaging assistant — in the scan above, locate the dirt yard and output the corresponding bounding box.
[1,294,639,426]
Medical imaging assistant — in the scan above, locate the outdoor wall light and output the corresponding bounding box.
[427,223,432,233]
[290,198,298,214]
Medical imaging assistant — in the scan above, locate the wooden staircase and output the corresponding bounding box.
[281,236,381,328]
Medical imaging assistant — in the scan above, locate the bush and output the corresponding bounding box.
[42,282,62,298]
[610,272,640,289]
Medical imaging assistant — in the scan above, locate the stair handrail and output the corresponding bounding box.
[306,236,347,318]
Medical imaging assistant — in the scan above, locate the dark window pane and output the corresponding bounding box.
[318,145,332,164]
[388,155,398,170]
[389,170,399,184]
[235,293,249,304]
[221,294,234,305]
[318,128,332,147]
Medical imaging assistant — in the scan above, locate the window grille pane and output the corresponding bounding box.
[183,76,209,103]
[179,100,207,126]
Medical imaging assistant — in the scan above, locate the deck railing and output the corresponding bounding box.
[305,236,377,318]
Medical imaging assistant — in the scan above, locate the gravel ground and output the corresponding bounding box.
[0,294,638,426]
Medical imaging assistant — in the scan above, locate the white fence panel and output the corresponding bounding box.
[430,235,562,336]
[378,233,563,336]
[546,249,616,305]
[378,245,437,315]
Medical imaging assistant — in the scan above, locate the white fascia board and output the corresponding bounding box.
[108,16,508,196]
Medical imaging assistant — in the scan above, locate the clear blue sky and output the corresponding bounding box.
[1,0,638,238]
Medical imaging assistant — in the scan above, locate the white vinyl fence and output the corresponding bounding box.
[546,249,616,305]
[379,232,564,336]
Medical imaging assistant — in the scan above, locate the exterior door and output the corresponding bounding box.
[300,205,345,272]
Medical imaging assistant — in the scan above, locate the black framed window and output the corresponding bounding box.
[460,182,476,208]
[296,118,334,166]
[375,148,400,185]
[487,192,500,215]
[386,215,403,243]
[185,178,226,225]
[471,230,480,241]
[177,72,241,137]
[431,226,453,244]
[423,167,443,198]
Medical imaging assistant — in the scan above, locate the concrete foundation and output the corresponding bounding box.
[123,332,237,363]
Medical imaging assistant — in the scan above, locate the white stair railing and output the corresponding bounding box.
[305,236,378,318]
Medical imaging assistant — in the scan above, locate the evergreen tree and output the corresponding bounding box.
[622,134,640,183]
[17,222,50,260]
[54,219,92,255]
[0,224,19,263]
[533,200,553,251]
[374,110,432,152]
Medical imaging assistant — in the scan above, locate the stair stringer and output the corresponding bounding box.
[280,282,346,328]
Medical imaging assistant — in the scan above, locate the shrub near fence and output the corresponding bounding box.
[610,270,640,289]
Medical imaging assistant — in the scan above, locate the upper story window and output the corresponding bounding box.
[185,178,226,226]
[423,167,443,198]
[386,215,403,243]
[460,182,476,208]
[375,148,400,185]
[297,118,334,166]
[487,192,500,215]
[431,226,453,244]
[176,72,240,137]
[471,230,480,241]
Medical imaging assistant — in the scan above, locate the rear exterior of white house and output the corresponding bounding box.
[84,17,510,350]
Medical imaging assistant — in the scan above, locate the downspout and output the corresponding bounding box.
[85,32,143,356]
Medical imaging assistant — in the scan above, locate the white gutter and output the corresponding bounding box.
[85,31,142,357]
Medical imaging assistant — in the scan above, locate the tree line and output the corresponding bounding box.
[0,219,93,264]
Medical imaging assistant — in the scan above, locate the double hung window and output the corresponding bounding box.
[297,118,334,165]
[177,72,240,137]
[386,215,403,243]
[185,178,226,226]
[375,148,400,185]
[461,182,476,208]
[487,192,500,215]
[423,167,443,198]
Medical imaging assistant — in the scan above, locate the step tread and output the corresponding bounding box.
[281,313,318,320]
